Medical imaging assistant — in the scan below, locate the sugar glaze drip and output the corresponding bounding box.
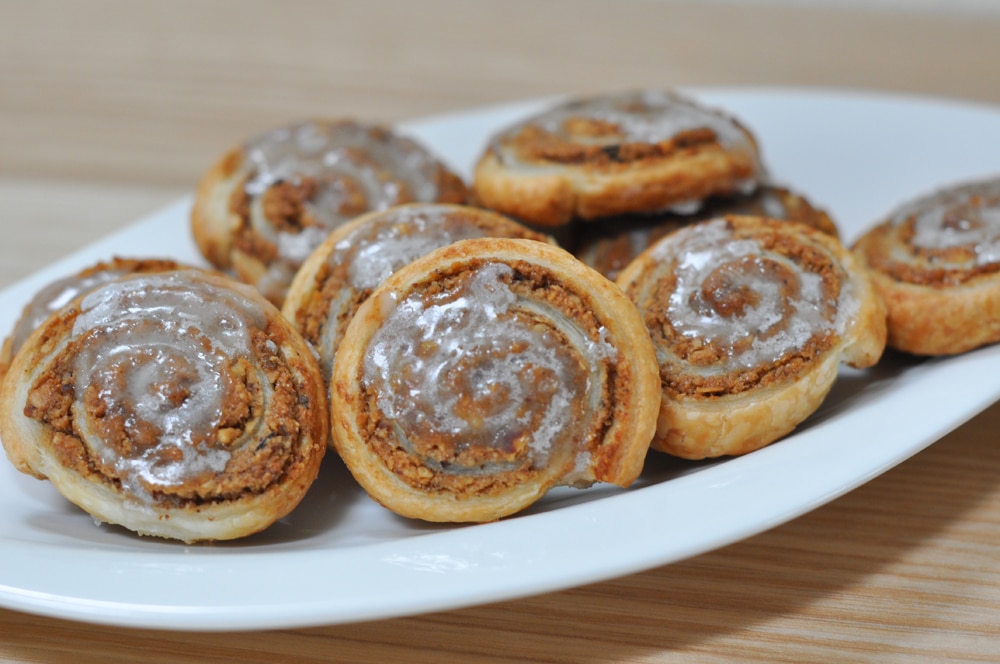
[362,262,614,475]
[317,205,514,376]
[10,268,131,356]
[239,121,459,298]
[332,205,498,291]
[889,179,1000,266]
[656,219,857,374]
[494,90,757,169]
[245,121,447,235]
[69,272,267,500]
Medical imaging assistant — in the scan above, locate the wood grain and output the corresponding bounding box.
[1,1,998,661]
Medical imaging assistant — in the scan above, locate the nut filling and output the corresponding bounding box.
[491,90,760,181]
[857,181,1000,287]
[22,272,319,508]
[223,121,468,301]
[292,204,549,378]
[358,259,619,497]
[627,218,857,398]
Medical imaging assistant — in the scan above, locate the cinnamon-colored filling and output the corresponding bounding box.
[573,186,836,281]
[294,207,548,377]
[358,259,616,497]
[6,258,184,359]
[492,90,758,178]
[507,124,721,166]
[860,220,1000,287]
[633,221,843,398]
[25,318,315,507]
[225,121,469,273]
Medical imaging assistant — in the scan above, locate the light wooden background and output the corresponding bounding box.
[1,1,999,661]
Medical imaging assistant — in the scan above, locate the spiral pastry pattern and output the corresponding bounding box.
[191,120,469,304]
[330,237,660,522]
[853,176,1000,355]
[0,257,186,383]
[573,184,838,281]
[473,89,764,226]
[618,215,886,459]
[283,203,551,381]
[0,270,327,542]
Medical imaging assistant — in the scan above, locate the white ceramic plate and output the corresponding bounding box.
[2,88,1000,632]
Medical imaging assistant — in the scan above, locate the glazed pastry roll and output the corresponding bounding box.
[853,176,1000,355]
[283,203,551,381]
[618,215,886,460]
[574,184,837,281]
[473,89,764,226]
[330,237,661,522]
[0,257,188,383]
[0,270,327,542]
[191,120,469,304]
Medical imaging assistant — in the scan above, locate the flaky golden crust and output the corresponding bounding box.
[0,337,12,389]
[0,270,327,543]
[473,90,764,227]
[330,237,660,522]
[190,120,469,305]
[282,203,553,385]
[573,184,838,281]
[618,215,886,460]
[852,177,1000,355]
[191,149,244,270]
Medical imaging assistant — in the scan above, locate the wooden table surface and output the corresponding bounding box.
[2,1,999,661]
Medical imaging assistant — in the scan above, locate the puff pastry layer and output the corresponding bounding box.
[283,203,551,382]
[618,215,886,459]
[0,257,186,383]
[473,90,764,226]
[330,237,660,522]
[853,176,1000,355]
[0,270,327,542]
[192,120,468,304]
[574,184,837,281]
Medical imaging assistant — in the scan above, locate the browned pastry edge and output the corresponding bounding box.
[854,229,1000,355]
[281,203,554,387]
[571,184,838,281]
[190,122,471,305]
[617,215,886,459]
[0,270,328,543]
[329,237,660,522]
[191,147,244,270]
[0,257,201,385]
[474,137,760,227]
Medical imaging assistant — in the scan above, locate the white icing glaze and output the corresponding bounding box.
[314,205,538,378]
[9,268,129,356]
[241,121,454,296]
[244,121,445,208]
[495,90,758,168]
[655,219,855,373]
[890,179,1000,266]
[338,206,496,291]
[362,262,610,475]
[69,272,267,499]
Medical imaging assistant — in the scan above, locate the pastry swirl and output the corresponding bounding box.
[618,215,886,459]
[191,119,469,304]
[0,270,327,542]
[0,257,186,383]
[283,203,551,381]
[330,237,660,522]
[473,89,764,226]
[853,176,1000,355]
[574,184,837,281]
